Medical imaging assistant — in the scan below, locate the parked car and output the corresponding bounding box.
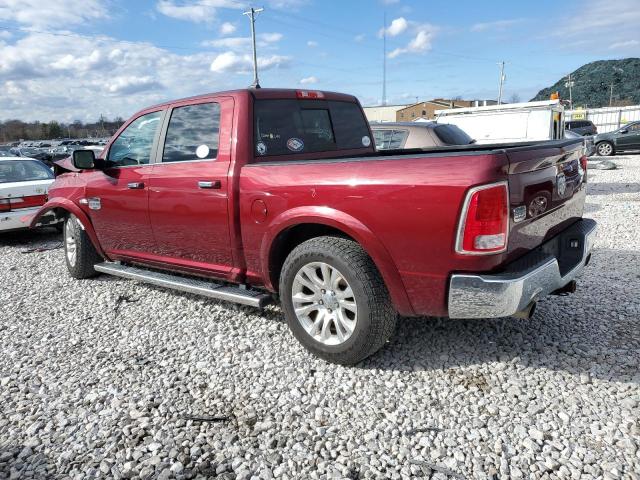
[564,129,595,156]
[565,120,597,136]
[30,88,595,364]
[370,122,475,150]
[593,121,640,156]
[0,157,61,232]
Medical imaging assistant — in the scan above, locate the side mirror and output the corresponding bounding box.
[72,149,96,170]
[619,128,628,134]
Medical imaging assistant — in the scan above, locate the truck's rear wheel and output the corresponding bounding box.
[64,214,101,279]
[279,236,397,365]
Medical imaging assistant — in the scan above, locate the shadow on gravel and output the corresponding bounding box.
[360,247,640,385]
[0,445,54,479]
[0,228,60,246]
[587,182,640,195]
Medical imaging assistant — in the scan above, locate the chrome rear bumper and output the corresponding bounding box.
[448,219,597,319]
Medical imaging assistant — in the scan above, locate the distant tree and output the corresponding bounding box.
[48,121,63,139]
[509,93,521,103]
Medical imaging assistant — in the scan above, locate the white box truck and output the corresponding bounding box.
[435,100,565,144]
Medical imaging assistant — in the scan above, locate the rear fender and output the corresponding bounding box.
[29,198,106,258]
[261,206,414,316]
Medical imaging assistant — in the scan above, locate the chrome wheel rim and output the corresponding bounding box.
[598,143,612,155]
[528,196,548,217]
[291,262,357,346]
[65,217,77,266]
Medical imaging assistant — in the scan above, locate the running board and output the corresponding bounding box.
[94,262,273,308]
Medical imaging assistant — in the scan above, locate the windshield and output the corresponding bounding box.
[433,124,474,145]
[0,160,53,183]
[253,99,372,158]
[0,147,13,157]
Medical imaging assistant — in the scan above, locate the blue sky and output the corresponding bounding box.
[1,0,639,121]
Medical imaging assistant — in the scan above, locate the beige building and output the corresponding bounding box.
[363,104,411,123]
[396,99,498,121]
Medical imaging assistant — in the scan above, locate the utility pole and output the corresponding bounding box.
[565,73,574,108]
[609,82,614,107]
[382,12,387,106]
[243,7,264,88]
[497,61,506,104]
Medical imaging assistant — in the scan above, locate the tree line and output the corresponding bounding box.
[0,116,125,143]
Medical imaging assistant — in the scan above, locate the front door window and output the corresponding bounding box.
[107,111,162,167]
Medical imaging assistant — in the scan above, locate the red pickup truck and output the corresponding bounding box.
[32,88,596,364]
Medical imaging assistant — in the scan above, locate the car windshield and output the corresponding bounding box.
[433,124,474,145]
[0,148,13,157]
[0,160,53,183]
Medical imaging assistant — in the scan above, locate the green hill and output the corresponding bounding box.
[530,58,640,108]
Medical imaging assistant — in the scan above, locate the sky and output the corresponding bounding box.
[0,0,639,122]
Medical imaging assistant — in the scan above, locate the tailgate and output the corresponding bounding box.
[505,139,586,259]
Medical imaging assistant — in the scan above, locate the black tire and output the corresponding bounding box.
[64,214,102,279]
[596,141,614,157]
[279,236,397,365]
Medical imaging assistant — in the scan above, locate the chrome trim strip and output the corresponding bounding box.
[94,262,272,308]
[448,219,596,319]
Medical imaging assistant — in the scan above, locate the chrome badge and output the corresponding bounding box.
[513,205,527,223]
[557,173,567,197]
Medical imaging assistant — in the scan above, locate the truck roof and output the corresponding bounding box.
[142,88,359,113]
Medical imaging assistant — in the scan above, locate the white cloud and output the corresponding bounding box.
[156,0,307,23]
[299,76,318,84]
[220,22,236,35]
[559,0,640,51]
[107,76,164,95]
[0,0,108,28]
[0,30,271,122]
[354,34,365,43]
[388,26,435,58]
[471,18,524,32]
[380,0,399,4]
[307,40,318,48]
[210,51,289,73]
[609,39,640,49]
[380,17,408,37]
[156,0,239,23]
[203,32,283,50]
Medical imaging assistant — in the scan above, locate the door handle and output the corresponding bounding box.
[198,180,221,189]
[127,182,145,189]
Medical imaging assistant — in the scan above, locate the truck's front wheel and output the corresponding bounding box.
[279,236,397,365]
[64,214,101,279]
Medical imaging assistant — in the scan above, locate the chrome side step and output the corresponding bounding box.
[94,262,273,308]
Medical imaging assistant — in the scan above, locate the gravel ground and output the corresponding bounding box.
[1,158,639,480]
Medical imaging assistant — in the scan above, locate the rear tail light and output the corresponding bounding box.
[296,90,324,99]
[579,155,588,172]
[455,182,509,255]
[0,195,47,212]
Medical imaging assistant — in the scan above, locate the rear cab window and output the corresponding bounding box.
[433,124,474,145]
[253,98,372,159]
[0,160,53,183]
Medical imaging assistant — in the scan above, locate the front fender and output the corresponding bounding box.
[260,206,414,316]
[29,198,106,258]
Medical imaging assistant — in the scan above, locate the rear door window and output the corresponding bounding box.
[162,103,221,162]
[253,99,371,157]
[433,124,474,145]
[0,160,53,183]
[372,129,409,150]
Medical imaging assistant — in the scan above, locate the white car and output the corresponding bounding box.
[0,156,61,232]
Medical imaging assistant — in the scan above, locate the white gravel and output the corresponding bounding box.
[1,158,639,480]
